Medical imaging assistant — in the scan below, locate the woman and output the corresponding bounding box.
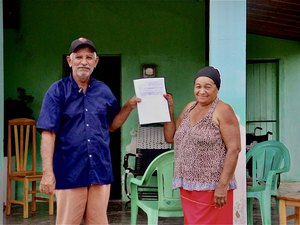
[164,66,241,224]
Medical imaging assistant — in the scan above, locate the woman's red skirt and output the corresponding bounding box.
[180,188,233,225]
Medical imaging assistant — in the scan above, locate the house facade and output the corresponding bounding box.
[1,0,300,223]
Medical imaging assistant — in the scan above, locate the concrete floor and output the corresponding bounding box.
[3,198,295,225]
[3,200,184,225]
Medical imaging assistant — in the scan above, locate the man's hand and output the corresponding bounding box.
[126,96,141,110]
[40,172,56,194]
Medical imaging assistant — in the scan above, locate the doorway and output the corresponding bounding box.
[246,60,279,140]
[94,55,121,200]
[63,55,122,200]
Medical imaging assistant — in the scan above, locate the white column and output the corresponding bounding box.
[209,0,247,224]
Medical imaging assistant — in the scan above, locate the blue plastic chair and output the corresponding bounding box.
[130,150,183,225]
[246,140,291,225]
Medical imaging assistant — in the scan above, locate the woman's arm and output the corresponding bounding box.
[163,93,192,143]
[163,94,176,143]
[214,101,241,208]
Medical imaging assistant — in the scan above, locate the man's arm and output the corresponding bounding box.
[109,96,141,132]
[39,130,56,194]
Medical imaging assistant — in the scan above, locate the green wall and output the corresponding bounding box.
[247,34,300,181]
[4,0,206,200]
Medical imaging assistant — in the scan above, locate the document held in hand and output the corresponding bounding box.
[133,78,171,125]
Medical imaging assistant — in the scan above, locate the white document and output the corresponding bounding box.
[133,78,171,125]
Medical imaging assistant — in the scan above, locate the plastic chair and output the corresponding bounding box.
[123,125,171,205]
[246,126,273,177]
[123,148,171,202]
[246,140,291,225]
[6,118,54,218]
[130,150,183,225]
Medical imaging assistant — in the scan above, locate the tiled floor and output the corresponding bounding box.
[3,198,293,225]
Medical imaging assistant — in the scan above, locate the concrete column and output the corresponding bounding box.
[209,1,247,224]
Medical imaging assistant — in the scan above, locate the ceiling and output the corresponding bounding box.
[247,0,300,41]
[3,0,300,41]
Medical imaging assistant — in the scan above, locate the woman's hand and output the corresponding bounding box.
[163,93,174,108]
[214,183,228,208]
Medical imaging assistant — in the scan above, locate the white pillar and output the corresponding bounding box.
[209,0,247,224]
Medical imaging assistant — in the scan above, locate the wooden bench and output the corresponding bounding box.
[277,182,300,225]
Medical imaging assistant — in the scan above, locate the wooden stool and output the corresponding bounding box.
[277,182,300,225]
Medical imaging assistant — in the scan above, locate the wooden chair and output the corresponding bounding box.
[6,118,54,218]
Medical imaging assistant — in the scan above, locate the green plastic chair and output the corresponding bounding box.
[130,150,183,225]
[246,140,291,225]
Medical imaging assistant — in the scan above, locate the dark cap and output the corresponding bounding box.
[69,37,97,54]
[194,66,221,90]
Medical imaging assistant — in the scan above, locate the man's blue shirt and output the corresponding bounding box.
[37,75,120,189]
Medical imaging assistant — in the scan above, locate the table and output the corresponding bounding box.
[277,182,300,225]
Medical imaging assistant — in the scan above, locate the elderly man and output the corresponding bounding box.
[37,37,140,225]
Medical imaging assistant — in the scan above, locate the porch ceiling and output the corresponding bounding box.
[247,0,300,41]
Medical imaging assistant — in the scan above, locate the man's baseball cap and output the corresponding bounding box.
[69,37,97,54]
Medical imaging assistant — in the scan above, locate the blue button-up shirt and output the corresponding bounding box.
[37,75,120,189]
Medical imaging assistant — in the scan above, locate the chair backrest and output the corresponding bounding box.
[7,118,37,174]
[246,140,291,192]
[135,148,170,172]
[141,150,181,210]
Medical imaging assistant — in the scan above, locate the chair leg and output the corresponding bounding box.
[274,197,280,213]
[147,210,159,225]
[49,193,54,215]
[23,180,29,219]
[247,198,253,225]
[130,201,138,225]
[130,184,139,225]
[295,207,300,224]
[279,199,287,225]
[6,179,11,216]
[32,181,37,212]
[260,195,271,225]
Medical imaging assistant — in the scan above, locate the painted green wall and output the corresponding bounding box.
[4,0,206,200]
[247,34,300,181]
